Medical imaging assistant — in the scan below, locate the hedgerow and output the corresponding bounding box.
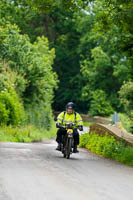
[0,89,25,126]
[79,132,133,166]
[0,122,56,143]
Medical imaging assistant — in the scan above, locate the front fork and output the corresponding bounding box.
[62,133,73,154]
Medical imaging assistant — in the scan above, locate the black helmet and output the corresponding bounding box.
[66,102,75,109]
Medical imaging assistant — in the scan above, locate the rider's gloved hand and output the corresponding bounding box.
[56,122,66,130]
[78,125,83,131]
[56,122,61,128]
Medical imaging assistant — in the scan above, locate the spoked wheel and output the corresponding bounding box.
[63,134,73,159]
[66,138,72,159]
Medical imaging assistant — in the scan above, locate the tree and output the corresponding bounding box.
[0,24,58,128]
[1,0,132,116]
[119,81,133,116]
[89,90,114,116]
[0,0,94,112]
[27,0,90,13]
[80,42,130,111]
[0,61,25,126]
[0,0,47,42]
[94,0,133,79]
[0,24,57,104]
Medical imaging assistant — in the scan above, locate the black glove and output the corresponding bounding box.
[56,122,62,128]
[78,125,83,131]
[56,123,66,130]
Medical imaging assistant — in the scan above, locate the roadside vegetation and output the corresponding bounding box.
[106,113,132,134]
[118,113,133,133]
[0,123,56,143]
[0,24,57,142]
[83,122,93,127]
[0,0,133,142]
[79,132,133,166]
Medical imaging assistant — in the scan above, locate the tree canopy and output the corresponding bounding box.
[0,0,132,121]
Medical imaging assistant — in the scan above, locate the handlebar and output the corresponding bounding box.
[56,122,83,131]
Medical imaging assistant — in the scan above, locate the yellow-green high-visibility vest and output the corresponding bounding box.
[57,111,83,128]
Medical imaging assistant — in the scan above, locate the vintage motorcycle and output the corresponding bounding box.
[61,122,75,159]
[56,122,83,159]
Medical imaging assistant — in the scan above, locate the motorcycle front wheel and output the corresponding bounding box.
[66,138,72,159]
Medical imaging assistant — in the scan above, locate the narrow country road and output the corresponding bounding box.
[79,126,90,134]
[0,140,133,200]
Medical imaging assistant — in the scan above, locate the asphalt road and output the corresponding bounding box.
[0,140,133,200]
[79,126,90,135]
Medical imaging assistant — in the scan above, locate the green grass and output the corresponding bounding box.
[79,132,133,166]
[108,113,132,133]
[83,121,93,127]
[118,113,132,133]
[0,122,56,143]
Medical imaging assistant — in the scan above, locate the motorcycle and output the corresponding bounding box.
[61,122,75,159]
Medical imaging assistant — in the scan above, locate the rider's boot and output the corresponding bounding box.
[73,145,79,153]
[56,143,61,151]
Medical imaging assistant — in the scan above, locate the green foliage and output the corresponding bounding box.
[80,40,130,112]
[131,112,133,134]
[0,61,26,126]
[0,0,132,119]
[81,132,118,158]
[0,73,9,92]
[0,123,56,143]
[0,1,58,137]
[0,24,57,128]
[115,147,133,166]
[94,0,133,78]
[83,121,92,126]
[50,10,85,111]
[0,101,9,125]
[80,132,133,166]
[26,104,53,130]
[119,113,133,133]
[79,132,90,147]
[0,89,25,126]
[119,81,133,115]
[89,90,114,116]
[0,24,57,105]
[27,0,89,13]
[0,0,44,42]
[0,61,27,97]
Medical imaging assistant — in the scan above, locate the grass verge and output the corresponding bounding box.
[83,121,93,127]
[118,113,132,133]
[108,113,132,133]
[79,132,133,166]
[0,122,56,143]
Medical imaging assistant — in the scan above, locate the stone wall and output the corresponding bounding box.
[90,123,133,146]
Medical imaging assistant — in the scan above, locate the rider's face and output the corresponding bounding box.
[66,108,73,114]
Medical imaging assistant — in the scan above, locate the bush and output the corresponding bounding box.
[119,113,133,133]
[89,90,114,117]
[80,132,133,166]
[119,81,133,116]
[79,132,90,147]
[0,89,25,126]
[25,104,53,130]
[0,123,56,143]
[0,101,9,125]
[80,132,118,158]
[115,147,133,165]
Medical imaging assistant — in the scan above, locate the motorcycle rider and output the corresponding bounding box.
[56,102,83,153]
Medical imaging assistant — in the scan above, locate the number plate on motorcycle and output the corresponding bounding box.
[68,135,73,138]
